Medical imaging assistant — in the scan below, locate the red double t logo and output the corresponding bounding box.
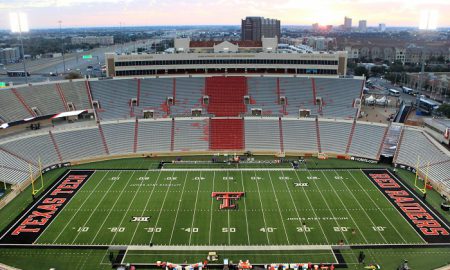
[211,192,245,209]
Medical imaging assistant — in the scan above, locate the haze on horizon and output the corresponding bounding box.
[0,0,449,29]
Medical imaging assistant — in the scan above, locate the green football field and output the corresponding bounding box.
[31,167,425,247]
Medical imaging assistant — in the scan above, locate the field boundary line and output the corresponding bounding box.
[49,171,107,244]
[346,170,408,244]
[161,168,295,171]
[126,244,334,250]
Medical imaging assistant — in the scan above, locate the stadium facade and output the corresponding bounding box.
[105,38,347,77]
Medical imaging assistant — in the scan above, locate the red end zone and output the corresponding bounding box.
[363,169,450,243]
[0,170,94,245]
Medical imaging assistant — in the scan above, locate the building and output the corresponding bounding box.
[305,37,336,51]
[71,36,114,46]
[344,16,352,30]
[379,23,386,32]
[0,47,20,64]
[406,72,450,99]
[312,23,319,32]
[174,37,277,53]
[358,20,367,32]
[105,41,348,77]
[241,16,280,41]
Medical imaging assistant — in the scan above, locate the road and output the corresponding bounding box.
[0,40,156,86]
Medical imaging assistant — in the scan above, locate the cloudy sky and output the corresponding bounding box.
[0,0,449,29]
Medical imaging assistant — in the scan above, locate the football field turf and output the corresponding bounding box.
[4,167,434,247]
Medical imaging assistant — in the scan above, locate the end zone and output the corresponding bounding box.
[0,170,95,244]
[362,169,450,244]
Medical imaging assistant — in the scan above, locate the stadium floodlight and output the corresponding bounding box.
[10,12,29,33]
[9,12,29,83]
[419,10,438,30]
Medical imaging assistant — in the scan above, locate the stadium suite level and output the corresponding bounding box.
[105,51,347,77]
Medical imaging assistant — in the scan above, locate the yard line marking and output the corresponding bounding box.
[208,171,216,245]
[129,170,164,245]
[279,170,310,245]
[71,171,125,244]
[359,169,427,244]
[335,171,389,243]
[253,171,271,245]
[188,171,202,245]
[266,171,291,245]
[50,171,107,244]
[346,170,407,243]
[319,171,369,244]
[109,170,151,245]
[239,170,251,245]
[89,171,137,245]
[149,171,177,245]
[168,170,190,244]
[302,169,351,244]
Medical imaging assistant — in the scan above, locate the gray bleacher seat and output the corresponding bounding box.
[102,121,135,155]
[173,118,209,151]
[136,120,172,153]
[282,118,318,153]
[319,120,352,154]
[245,118,280,152]
[53,126,106,161]
[348,122,386,159]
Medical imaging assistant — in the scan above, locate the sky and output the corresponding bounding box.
[0,0,449,29]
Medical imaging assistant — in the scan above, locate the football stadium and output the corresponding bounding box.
[0,72,450,270]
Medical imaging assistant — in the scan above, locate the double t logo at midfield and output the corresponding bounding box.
[211,192,245,210]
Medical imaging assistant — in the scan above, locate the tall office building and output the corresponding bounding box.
[344,16,352,30]
[358,20,367,32]
[241,16,281,41]
[379,23,386,32]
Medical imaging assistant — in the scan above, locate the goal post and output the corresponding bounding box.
[31,157,44,196]
[414,156,429,194]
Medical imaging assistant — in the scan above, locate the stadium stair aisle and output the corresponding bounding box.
[205,76,247,117]
[205,76,247,150]
[210,118,244,150]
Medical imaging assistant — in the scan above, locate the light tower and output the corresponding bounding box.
[9,12,29,83]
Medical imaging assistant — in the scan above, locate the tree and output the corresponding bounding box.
[64,72,83,80]
[437,104,450,118]
[354,66,369,77]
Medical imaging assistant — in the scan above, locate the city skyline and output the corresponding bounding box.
[0,0,449,29]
